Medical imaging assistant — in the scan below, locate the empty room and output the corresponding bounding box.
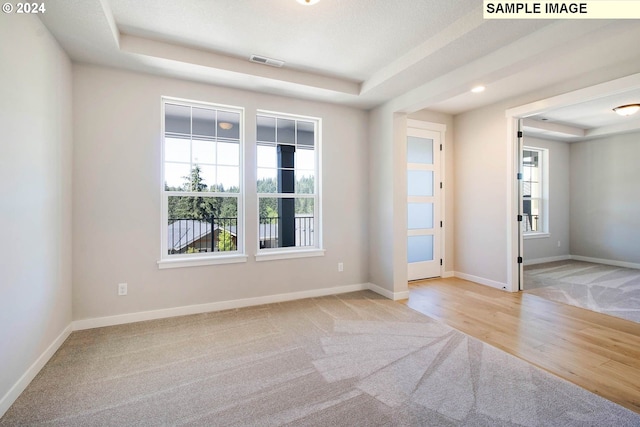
[2,1,640,425]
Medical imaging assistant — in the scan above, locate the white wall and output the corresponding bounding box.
[523,137,571,262]
[570,132,640,264]
[368,106,398,293]
[72,65,369,321]
[0,15,73,414]
[453,103,510,287]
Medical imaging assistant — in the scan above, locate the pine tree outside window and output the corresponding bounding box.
[159,98,245,267]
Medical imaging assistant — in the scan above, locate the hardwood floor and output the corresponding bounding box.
[404,277,640,414]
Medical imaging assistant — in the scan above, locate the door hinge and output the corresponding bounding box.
[517,256,523,264]
[440,259,443,266]
[440,221,443,227]
[517,215,523,222]
[440,182,443,189]
[517,173,523,180]
[440,144,443,151]
[517,131,523,138]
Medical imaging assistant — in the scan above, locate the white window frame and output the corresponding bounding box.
[158,97,247,269]
[255,110,324,261]
[523,146,549,238]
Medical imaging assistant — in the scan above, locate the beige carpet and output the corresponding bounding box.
[524,260,640,323]
[2,291,639,426]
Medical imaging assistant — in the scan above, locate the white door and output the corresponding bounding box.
[407,127,441,280]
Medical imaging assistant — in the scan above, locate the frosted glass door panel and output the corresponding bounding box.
[407,136,433,164]
[407,170,434,197]
[407,125,441,280]
[408,203,433,229]
[408,235,434,263]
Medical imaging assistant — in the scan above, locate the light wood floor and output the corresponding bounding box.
[405,277,640,414]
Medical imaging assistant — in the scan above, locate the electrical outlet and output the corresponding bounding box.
[557,241,561,248]
[338,262,344,272]
[118,283,127,296]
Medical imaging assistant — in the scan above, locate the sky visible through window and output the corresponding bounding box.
[164,138,241,190]
[164,142,315,190]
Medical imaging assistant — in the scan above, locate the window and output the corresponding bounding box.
[160,98,244,266]
[522,147,548,235]
[256,112,321,255]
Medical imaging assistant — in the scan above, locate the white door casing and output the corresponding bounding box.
[407,125,442,280]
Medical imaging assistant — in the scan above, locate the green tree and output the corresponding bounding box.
[295,175,315,214]
[257,177,278,220]
[168,165,238,222]
[217,229,236,251]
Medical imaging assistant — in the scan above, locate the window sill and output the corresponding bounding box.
[523,232,550,240]
[255,248,325,262]
[157,254,248,269]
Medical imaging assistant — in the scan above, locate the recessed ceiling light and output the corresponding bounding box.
[296,0,320,5]
[219,122,233,130]
[613,104,640,116]
[471,86,485,93]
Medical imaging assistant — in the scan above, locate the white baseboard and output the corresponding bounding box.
[366,282,410,300]
[73,283,369,331]
[454,272,508,291]
[523,255,571,266]
[442,271,455,278]
[571,255,640,270]
[0,324,72,418]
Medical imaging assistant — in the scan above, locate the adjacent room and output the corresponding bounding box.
[521,92,640,323]
[2,1,640,424]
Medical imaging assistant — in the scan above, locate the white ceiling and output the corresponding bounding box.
[524,88,640,142]
[109,0,478,82]
[38,1,640,113]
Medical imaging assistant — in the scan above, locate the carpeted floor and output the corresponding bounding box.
[2,291,639,426]
[524,260,640,323]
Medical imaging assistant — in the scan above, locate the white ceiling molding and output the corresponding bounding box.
[512,74,640,142]
[584,117,640,140]
[98,0,120,48]
[523,118,585,139]
[507,72,640,119]
[361,6,485,96]
[120,34,361,96]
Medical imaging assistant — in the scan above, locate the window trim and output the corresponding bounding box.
[255,110,322,258]
[522,146,549,236]
[159,96,246,266]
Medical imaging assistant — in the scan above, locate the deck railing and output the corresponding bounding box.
[259,216,314,249]
[168,215,314,253]
[168,217,237,254]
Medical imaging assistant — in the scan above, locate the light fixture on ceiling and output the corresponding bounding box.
[613,104,640,116]
[296,0,320,5]
[219,122,233,130]
[471,85,485,94]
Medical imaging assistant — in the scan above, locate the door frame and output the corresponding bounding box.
[407,119,446,280]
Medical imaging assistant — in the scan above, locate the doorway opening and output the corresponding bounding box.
[507,73,640,322]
